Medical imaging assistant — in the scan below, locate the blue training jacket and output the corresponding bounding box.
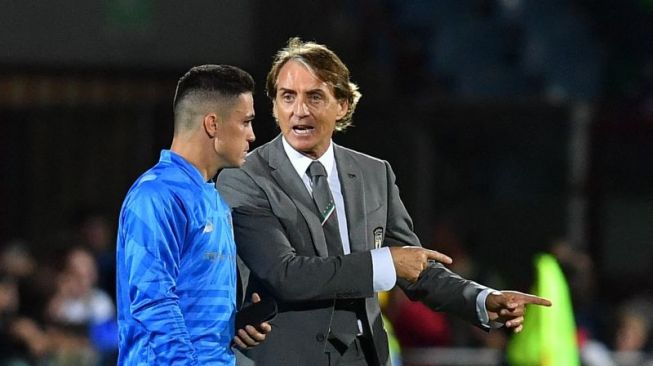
[116,150,237,365]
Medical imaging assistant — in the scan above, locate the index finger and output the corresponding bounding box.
[518,293,552,307]
[424,249,453,265]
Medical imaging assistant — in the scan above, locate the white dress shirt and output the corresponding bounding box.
[282,137,396,291]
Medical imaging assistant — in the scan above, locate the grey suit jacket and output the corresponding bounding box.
[217,135,486,365]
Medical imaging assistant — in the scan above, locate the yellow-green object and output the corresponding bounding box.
[506,253,580,366]
[378,292,402,366]
[383,314,402,366]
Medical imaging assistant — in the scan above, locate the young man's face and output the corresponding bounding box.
[214,92,255,168]
[273,60,348,159]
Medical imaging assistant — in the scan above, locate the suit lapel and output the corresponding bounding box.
[334,144,368,253]
[268,136,329,257]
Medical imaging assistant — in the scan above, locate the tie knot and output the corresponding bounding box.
[307,161,327,178]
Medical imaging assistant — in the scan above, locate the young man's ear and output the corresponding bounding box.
[204,113,219,138]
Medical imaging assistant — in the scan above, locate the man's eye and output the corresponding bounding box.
[281,94,294,102]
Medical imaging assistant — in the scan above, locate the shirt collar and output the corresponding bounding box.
[159,149,209,188]
[281,136,336,178]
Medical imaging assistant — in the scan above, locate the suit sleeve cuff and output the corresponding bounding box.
[371,247,396,292]
[476,288,504,329]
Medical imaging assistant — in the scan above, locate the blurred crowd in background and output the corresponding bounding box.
[1,0,652,365]
[0,210,117,365]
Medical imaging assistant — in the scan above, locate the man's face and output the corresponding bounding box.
[214,92,255,168]
[273,60,348,159]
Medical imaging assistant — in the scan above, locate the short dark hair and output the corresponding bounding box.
[173,65,254,125]
[266,37,361,131]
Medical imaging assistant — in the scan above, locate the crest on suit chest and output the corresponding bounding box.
[373,227,384,249]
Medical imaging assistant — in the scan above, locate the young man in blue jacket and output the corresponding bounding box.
[116,64,270,365]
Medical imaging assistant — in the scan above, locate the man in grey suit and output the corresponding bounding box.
[217,38,551,365]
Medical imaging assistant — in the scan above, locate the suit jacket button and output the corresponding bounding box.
[316,333,325,342]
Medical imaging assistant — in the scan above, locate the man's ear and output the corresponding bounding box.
[336,99,349,120]
[204,113,219,138]
[272,101,278,120]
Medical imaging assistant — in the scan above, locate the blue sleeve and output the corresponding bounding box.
[121,188,201,365]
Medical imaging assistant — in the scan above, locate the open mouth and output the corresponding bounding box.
[292,125,314,135]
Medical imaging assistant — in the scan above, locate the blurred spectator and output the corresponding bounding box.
[550,240,601,335]
[47,246,118,365]
[429,221,507,350]
[15,261,100,365]
[549,239,625,366]
[0,271,31,365]
[73,209,116,301]
[48,247,114,325]
[0,249,85,365]
[384,287,453,348]
[0,241,35,280]
[0,240,49,359]
[612,296,653,365]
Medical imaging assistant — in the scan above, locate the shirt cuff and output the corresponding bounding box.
[476,288,504,329]
[371,247,396,292]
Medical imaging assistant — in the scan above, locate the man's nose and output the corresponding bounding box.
[246,124,255,142]
[293,97,310,117]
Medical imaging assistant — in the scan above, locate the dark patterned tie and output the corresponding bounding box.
[307,161,344,256]
[308,161,359,346]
